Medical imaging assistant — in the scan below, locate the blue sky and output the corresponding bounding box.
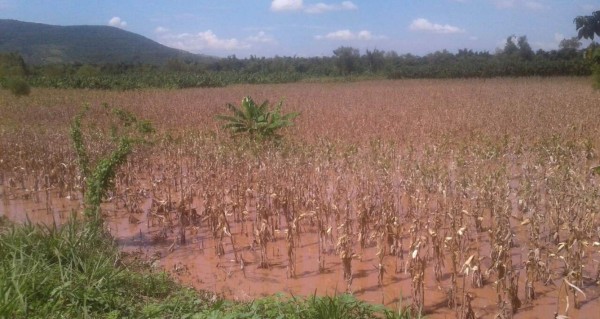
[1,0,598,58]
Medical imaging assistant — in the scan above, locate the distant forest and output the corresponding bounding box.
[0,35,596,90]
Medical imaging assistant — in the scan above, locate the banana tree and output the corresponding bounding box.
[575,11,600,87]
[574,11,600,41]
[216,96,299,140]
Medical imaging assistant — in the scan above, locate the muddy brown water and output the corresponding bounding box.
[1,183,599,319]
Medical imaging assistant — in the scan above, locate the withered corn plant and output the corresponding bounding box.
[2,79,600,318]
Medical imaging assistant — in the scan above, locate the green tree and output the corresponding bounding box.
[0,53,30,96]
[363,49,385,74]
[75,64,100,77]
[502,35,533,60]
[517,36,534,60]
[216,96,299,140]
[38,64,69,77]
[0,52,27,78]
[558,37,582,59]
[559,37,583,51]
[333,46,360,75]
[575,11,600,87]
[574,11,600,40]
[165,58,189,72]
[503,35,519,56]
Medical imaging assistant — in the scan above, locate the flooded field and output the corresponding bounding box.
[1,78,600,318]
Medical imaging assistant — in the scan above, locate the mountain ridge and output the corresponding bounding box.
[0,19,214,65]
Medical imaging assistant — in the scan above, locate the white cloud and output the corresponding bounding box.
[409,18,464,34]
[357,30,372,40]
[492,0,545,10]
[157,30,277,53]
[159,30,249,51]
[271,0,303,11]
[341,1,357,10]
[315,29,383,40]
[305,3,336,13]
[305,1,357,13]
[108,16,127,28]
[271,0,357,14]
[532,33,565,51]
[246,31,276,44]
[316,29,353,40]
[155,26,169,34]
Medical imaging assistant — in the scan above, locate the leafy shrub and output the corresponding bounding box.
[75,64,101,77]
[593,65,600,89]
[5,78,31,96]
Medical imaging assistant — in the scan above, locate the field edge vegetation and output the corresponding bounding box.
[0,217,415,319]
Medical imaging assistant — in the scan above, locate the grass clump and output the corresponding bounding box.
[197,293,416,319]
[0,219,214,318]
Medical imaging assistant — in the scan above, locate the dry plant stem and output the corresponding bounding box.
[2,79,599,318]
[336,204,355,293]
[286,225,296,278]
[462,292,476,319]
[376,230,386,287]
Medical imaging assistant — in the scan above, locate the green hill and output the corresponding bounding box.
[0,19,213,65]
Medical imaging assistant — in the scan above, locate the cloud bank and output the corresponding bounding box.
[159,30,248,51]
[271,0,303,11]
[271,0,357,14]
[409,18,464,34]
[315,29,383,40]
[156,29,276,53]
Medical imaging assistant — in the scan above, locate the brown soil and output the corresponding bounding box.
[2,183,599,319]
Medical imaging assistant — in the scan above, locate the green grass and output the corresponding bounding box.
[197,293,417,319]
[0,218,212,318]
[0,217,417,318]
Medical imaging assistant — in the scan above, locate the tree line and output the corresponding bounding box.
[0,33,597,91]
